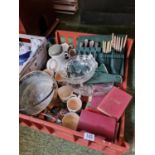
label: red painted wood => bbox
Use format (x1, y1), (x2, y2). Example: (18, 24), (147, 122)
(19, 18), (26, 34)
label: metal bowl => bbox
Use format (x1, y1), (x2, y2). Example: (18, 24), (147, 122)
(19, 71), (55, 115)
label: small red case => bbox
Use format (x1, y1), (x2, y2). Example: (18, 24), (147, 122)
(78, 110), (117, 140)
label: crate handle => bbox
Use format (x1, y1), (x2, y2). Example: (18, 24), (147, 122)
(102, 140), (129, 153)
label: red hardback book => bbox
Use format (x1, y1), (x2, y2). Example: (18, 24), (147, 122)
(91, 95), (105, 110)
(78, 110), (117, 140)
(97, 87), (132, 120)
(85, 95), (106, 113)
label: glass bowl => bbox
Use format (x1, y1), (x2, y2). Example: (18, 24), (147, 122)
(59, 54), (98, 84)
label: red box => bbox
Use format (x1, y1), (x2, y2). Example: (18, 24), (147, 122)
(78, 110), (117, 141)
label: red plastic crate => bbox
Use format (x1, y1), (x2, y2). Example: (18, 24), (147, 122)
(20, 30), (134, 155)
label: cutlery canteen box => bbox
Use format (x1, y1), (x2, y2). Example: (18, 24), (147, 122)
(20, 30), (133, 155)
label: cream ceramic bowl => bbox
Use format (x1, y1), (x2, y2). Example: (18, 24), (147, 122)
(67, 96), (82, 113)
(62, 112), (80, 130)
